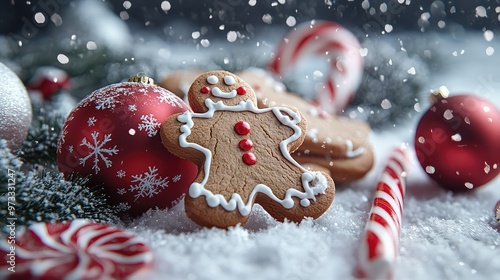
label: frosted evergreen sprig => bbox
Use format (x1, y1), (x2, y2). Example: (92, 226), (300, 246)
(18, 108), (65, 166)
(345, 38), (429, 129)
(1, 141), (118, 230)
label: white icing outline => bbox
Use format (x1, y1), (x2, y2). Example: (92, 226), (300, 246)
(177, 99), (329, 216)
(345, 139), (366, 158)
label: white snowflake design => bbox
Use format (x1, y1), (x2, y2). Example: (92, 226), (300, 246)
(57, 124), (69, 153)
(95, 95), (120, 110)
(117, 188), (127, 195)
(172, 174), (181, 183)
(68, 145), (74, 153)
(116, 170), (126, 178)
(157, 92), (184, 108)
(129, 166), (169, 201)
(115, 202), (131, 212)
(79, 131), (119, 174)
(87, 117), (97, 126)
(138, 114), (161, 137)
(128, 104), (137, 112)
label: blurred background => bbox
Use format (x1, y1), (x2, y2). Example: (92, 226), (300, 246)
(1, 0), (498, 37)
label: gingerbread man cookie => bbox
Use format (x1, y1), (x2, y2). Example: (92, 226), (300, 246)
(237, 68), (374, 183)
(161, 70), (335, 228)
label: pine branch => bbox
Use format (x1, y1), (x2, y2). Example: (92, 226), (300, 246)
(18, 108), (65, 166)
(1, 141), (118, 230)
(345, 38), (429, 129)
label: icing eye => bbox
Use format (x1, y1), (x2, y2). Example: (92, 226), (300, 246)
(223, 75), (236, 85)
(200, 86), (210, 94)
(207, 75), (219, 85)
(236, 86), (247, 95)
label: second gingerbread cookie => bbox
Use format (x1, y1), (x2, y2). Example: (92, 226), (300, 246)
(161, 70), (335, 228)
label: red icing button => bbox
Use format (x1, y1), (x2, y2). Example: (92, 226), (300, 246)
(236, 86), (247, 95)
(234, 121), (250, 135)
(239, 139), (253, 151)
(242, 152), (257, 165)
(200, 86), (210, 94)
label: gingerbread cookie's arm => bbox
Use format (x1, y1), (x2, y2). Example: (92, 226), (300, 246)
(161, 112), (207, 167)
(273, 105), (307, 155)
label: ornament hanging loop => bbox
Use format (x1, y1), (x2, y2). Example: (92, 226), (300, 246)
(128, 73), (155, 85)
(429, 86), (449, 104)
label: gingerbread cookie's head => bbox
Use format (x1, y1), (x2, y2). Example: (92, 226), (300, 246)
(188, 70), (258, 113)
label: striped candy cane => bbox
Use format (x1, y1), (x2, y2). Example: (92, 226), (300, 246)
(0, 219), (153, 280)
(269, 20), (363, 114)
(357, 147), (409, 280)
(495, 199), (500, 222)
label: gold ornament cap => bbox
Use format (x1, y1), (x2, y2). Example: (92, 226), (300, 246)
(128, 73), (155, 85)
(429, 86), (449, 104)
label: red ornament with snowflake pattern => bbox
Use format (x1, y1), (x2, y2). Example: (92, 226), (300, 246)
(57, 76), (197, 216)
(414, 88), (500, 192)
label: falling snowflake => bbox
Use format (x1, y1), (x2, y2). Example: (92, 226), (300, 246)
(95, 95), (120, 110)
(79, 131), (119, 174)
(128, 104), (137, 112)
(115, 202), (131, 212)
(138, 114), (161, 137)
(172, 174), (181, 183)
(117, 188), (127, 195)
(157, 92), (183, 107)
(129, 166), (169, 201)
(68, 145), (74, 153)
(87, 117), (97, 126)
(116, 170), (126, 178)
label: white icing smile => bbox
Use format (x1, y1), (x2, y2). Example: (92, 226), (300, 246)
(211, 87), (237, 98)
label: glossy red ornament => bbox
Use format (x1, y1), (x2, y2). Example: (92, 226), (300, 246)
(57, 76), (198, 216)
(27, 66), (70, 100)
(414, 91), (500, 191)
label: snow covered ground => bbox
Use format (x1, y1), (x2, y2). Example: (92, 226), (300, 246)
(124, 33), (500, 280)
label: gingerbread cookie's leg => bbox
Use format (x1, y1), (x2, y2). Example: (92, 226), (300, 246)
(255, 171), (335, 223)
(185, 195), (252, 228)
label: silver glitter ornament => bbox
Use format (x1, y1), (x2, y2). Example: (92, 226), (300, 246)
(0, 62), (33, 149)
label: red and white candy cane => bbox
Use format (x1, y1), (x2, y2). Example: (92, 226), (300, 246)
(0, 219), (153, 280)
(269, 20), (363, 114)
(356, 147), (409, 280)
(495, 199), (500, 222)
